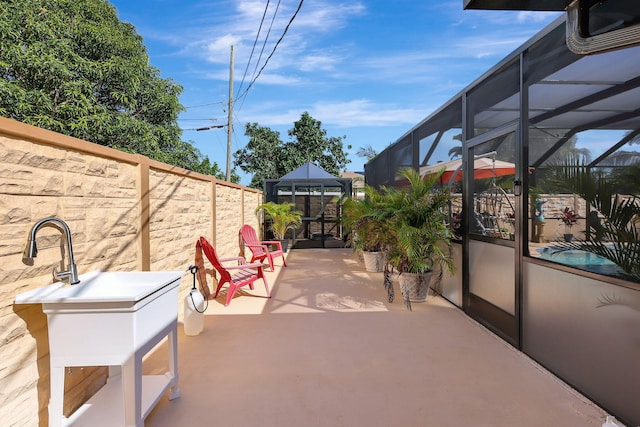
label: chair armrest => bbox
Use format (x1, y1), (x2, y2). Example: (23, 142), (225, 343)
(225, 262), (263, 271)
(259, 240), (283, 250)
(245, 243), (270, 251)
(220, 256), (247, 265)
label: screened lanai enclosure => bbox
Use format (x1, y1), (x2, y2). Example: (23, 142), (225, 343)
(365, 10), (640, 427)
(264, 162), (352, 248)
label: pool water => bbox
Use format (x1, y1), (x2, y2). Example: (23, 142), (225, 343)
(536, 247), (624, 276)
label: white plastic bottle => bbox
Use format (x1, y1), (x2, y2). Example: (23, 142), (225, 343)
(602, 416), (626, 427)
(184, 288), (205, 336)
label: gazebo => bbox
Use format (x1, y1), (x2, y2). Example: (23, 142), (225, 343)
(264, 162), (352, 248)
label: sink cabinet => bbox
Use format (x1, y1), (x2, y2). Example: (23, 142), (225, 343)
(15, 270), (184, 427)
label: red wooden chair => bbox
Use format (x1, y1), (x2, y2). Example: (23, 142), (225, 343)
(239, 224), (286, 271)
(196, 236), (270, 306)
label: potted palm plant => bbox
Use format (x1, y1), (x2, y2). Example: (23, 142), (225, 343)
(384, 168), (455, 308)
(255, 201), (303, 252)
(340, 186), (393, 272)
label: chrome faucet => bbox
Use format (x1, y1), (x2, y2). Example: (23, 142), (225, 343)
(23, 217), (80, 285)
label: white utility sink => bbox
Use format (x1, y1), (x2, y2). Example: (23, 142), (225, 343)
(15, 269), (184, 427)
(15, 270), (182, 305)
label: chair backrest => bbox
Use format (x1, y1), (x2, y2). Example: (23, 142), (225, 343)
(194, 239), (212, 299)
(199, 236), (231, 283)
(240, 224), (267, 255)
(240, 224), (259, 244)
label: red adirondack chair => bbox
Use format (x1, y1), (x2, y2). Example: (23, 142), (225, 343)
(239, 224), (286, 271)
(196, 236), (270, 306)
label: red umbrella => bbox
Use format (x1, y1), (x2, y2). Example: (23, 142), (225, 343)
(419, 158), (515, 183)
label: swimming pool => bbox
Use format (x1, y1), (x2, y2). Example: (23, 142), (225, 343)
(535, 247), (624, 276)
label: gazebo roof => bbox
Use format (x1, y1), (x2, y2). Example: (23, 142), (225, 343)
(263, 162), (353, 202)
(278, 162), (339, 181)
(273, 162), (348, 187)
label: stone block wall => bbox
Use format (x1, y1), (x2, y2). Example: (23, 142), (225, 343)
(534, 193), (586, 240)
(148, 169), (212, 273)
(0, 117), (263, 426)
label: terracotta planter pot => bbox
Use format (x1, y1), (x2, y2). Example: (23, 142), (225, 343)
(398, 271), (433, 302)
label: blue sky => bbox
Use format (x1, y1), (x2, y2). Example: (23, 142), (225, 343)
(109, 0), (561, 185)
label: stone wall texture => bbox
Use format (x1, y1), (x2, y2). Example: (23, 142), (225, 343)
(0, 117), (263, 426)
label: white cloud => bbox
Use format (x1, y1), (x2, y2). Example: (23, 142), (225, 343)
(174, 0), (366, 82)
(292, 1), (366, 32)
(453, 34), (527, 59)
(237, 0), (269, 17)
(203, 34), (243, 63)
(516, 10), (561, 24)
(298, 52), (341, 72)
(246, 71), (303, 86)
(311, 100), (427, 127)
(245, 99), (429, 128)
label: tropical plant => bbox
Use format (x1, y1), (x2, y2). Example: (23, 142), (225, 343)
(255, 202), (303, 241)
(560, 207), (579, 231)
(340, 186), (394, 253)
(383, 168), (455, 276)
(341, 168), (456, 307)
(356, 144), (378, 160)
(550, 164), (640, 282)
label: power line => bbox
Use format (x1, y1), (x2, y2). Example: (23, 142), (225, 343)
(236, 0), (282, 114)
(234, 0), (305, 109)
(179, 118), (225, 121)
(181, 125), (226, 131)
(183, 101), (226, 109)
(236, 0), (271, 99)
(244, 0), (282, 99)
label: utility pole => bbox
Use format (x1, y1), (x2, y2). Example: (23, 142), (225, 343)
(226, 45), (234, 181)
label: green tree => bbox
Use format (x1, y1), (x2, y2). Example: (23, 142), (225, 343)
(234, 112), (351, 189)
(234, 123), (284, 188)
(285, 112), (351, 175)
(0, 0), (231, 179)
(356, 144), (377, 160)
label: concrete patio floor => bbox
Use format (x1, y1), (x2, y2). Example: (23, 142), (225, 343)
(143, 247), (608, 427)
